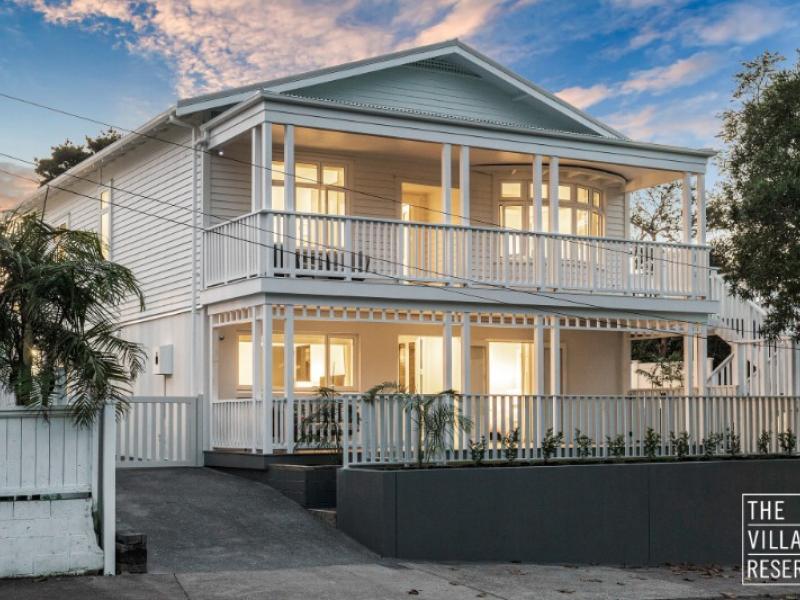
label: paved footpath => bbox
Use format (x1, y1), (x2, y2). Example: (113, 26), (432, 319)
(1, 468), (797, 599)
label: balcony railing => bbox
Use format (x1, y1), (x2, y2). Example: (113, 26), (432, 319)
(204, 210), (710, 298)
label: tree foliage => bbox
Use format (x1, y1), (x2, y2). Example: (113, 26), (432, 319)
(0, 212), (145, 424)
(713, 51), (800, 339)
(34, 128), (121, 185)
(630, 182), (685, 242)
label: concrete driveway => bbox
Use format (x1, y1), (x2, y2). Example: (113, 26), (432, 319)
(115, 467), (372, 573)
(2, 467), (798, 599)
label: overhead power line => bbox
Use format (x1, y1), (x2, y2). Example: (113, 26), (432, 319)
(0, 164), (788, 352)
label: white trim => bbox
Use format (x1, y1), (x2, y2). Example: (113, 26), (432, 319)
(180, 40), (622, 139)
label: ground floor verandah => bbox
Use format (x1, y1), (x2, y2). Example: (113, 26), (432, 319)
(205, 302), (774, 458)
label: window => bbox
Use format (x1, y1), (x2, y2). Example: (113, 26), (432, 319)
(270, 333), (356, 391)
(488, 342), (533, 395)
(271, 160), (346, 215)
(500, 179), (604, 237)
(237, 334), (253, 387)
(501, 181), (522, 198)
(99, 189), (111, 258)
(397, 336), (462, 394)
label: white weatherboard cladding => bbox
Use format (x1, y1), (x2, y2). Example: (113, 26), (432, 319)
(288, 64), (600, 137)
(43, 126), (195, 321)
(209, 153), (250, 224)
(122, 313), (195, 396)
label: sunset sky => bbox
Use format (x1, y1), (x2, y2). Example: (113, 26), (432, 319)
(1, 0), (797, 207)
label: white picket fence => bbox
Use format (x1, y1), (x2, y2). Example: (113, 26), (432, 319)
(0, 407), (95, 496)
(0, 405), (117, 574)
(116, 396), (200, 468)
(341, 394), (800, 465)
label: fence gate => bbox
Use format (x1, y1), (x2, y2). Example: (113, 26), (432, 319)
(116, 396), (200, 468)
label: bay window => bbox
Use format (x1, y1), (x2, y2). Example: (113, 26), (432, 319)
(499, 180), (604, 237)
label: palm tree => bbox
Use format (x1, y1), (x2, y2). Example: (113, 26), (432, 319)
(0, 212), (145, 425)
(362, 383), (471, 467)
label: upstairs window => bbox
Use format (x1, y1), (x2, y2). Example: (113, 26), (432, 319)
(271, 160), (346, 215)
(499, 180), (604, 237)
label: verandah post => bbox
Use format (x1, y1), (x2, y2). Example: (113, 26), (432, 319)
(534, 314), (545, 448)
(548, 156), (560, 288)
(251, 308), (260, 453)
(101, 401), (116, 576)
(262, 303), (273, 454)
(460, 145), (471, 283)
(532, 153), (544, 286)
(284, 304), (295, 452)
(549, 316), (561, 434)
(261, 121), (273, 277)
(684, 323), (695, 429)
(284, 124), (296, 277)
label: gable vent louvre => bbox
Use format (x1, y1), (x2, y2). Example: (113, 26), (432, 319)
(406, 58), (480, 78)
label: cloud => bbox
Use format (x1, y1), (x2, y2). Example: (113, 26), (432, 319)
(622, 1), (792, 51)
(413, 0), (507, 46)
(0, 162), (38, 211)
(695, 2), (788, 45)
(603, 94), (721, 146)
(15, 0), (531, 97)
(556, 53), (719, 112)
(621, 52), (719, 95)
(556, 84), (613, 109)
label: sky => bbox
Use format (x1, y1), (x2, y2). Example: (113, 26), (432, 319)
(0, 0), (798, 208)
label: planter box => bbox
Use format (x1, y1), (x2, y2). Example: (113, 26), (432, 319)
(338, 459), (800, 565)
(266, 464), (339, 508)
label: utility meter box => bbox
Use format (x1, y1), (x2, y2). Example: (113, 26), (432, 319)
(153, 344), (174, 376)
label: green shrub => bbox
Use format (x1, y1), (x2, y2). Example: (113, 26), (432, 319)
(701, 432), (724, 457)
(725, 426), (741, 457)
(778, 429), (797, 455)
(541, 428), (564, 463)
(606, 434), (626, 458)
(469, 436), (487, 465)
(502, 428), (519, 463)
(758, 430), (772, 455)
(670, 431), (690, 459)
(643, 427), (661, 460)
(575, 429), (593, 458)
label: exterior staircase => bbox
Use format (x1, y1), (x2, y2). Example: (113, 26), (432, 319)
(708, 271), (797, 396)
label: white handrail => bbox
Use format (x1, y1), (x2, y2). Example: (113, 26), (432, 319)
(205, 210), (710, 298)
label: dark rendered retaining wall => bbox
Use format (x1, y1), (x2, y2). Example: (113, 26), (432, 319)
(338, 460), (800, 565)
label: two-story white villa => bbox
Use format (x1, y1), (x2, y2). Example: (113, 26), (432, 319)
(18, 40), (799, 464)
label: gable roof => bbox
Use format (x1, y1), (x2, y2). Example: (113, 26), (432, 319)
(176, 39), (625, 139)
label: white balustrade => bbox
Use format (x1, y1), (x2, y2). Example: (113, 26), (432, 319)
(211, 395), (353, 452)
(116, 396), (199, 468)
(203, 211), (709, 298)
(341, 393), (800, 465)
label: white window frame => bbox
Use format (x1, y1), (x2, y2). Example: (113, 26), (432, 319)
(497, 178), (605, 237)
(268, 331), (361, 394)
(270, 157), (349, 216)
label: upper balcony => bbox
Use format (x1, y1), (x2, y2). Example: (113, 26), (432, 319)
(204, 210), (709, 298)
(200, 121), (711, 303)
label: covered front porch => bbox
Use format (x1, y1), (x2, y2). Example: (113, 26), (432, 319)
(206, 302), (732, 456)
